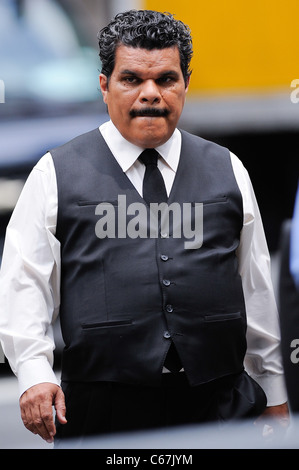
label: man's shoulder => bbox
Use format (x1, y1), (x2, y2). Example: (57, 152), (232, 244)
(179, 128), (230, 156)
(50, 128), (102, 156)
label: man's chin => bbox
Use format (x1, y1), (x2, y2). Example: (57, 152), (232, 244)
(131, 126), (173, 147)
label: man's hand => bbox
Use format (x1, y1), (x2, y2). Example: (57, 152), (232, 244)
(255, 402), (290, 438)
(19, 383), (67, 443)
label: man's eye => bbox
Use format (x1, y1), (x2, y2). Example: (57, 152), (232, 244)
(124, 77), (138, 84)
(158, 76), (174, 85)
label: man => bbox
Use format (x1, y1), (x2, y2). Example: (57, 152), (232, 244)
(0, 10), (288, 445)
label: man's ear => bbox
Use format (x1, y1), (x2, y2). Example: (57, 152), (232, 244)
(99, 74), (109, 104)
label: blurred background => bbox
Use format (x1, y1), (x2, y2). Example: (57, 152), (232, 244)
(0, 0), (299, 448)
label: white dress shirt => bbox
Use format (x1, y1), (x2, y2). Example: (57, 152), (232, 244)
(0, 120), (287, 405)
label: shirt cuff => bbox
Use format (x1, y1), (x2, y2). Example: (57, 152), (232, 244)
(252, 373), (288, 407)
(17, 358), (60, 397)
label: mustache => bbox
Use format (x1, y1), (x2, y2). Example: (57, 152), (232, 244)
(129, 108), (170, 118)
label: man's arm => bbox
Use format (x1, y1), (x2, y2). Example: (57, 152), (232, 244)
(231, 152), (289, 423)
(0, 154), (63, 441)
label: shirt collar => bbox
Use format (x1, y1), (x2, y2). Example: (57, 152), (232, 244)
(100, 120), (181, 173)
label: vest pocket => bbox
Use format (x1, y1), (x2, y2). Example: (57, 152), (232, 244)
(204, 312), (241, 322)
(81, 319), (133, 330)
(201, 196), (227, 205)
(77, 200), (119, 206)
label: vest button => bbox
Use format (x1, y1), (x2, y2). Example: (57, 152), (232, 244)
(160, 232), (168, 238)
(160, 254), (169, 261)
(163, 331), (171, 339)
(166, 304), (174, 313)
(163, 279), (171, 286)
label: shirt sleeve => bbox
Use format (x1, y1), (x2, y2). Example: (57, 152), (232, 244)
(231, 152), (288, 406)
(0, 153), (61, 397)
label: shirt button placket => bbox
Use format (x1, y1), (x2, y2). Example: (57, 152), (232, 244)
(160, 256), (174, 315)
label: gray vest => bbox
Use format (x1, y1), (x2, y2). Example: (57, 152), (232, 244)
(51, 128), (247, 386)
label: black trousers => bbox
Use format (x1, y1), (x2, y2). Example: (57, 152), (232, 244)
(54, 370), (266, 445)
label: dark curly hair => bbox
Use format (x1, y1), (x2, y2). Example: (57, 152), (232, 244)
(97, 10), (193, 86)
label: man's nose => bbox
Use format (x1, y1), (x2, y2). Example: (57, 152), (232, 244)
(139, 80), (161, 104)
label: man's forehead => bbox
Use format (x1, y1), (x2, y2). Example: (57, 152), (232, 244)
(114, 44), (181, 72)
(115, 44), (180, 61)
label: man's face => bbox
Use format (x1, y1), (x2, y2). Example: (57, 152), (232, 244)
(99, 45), (190, 148)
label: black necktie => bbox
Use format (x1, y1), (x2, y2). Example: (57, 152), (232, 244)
(138, 148), (182, 373)
(138, 148), (168, 205)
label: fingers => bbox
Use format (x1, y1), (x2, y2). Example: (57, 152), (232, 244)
(54, 387), (68, 425)
(19, 383), (66, 443)
(21, 403), (54, 443)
